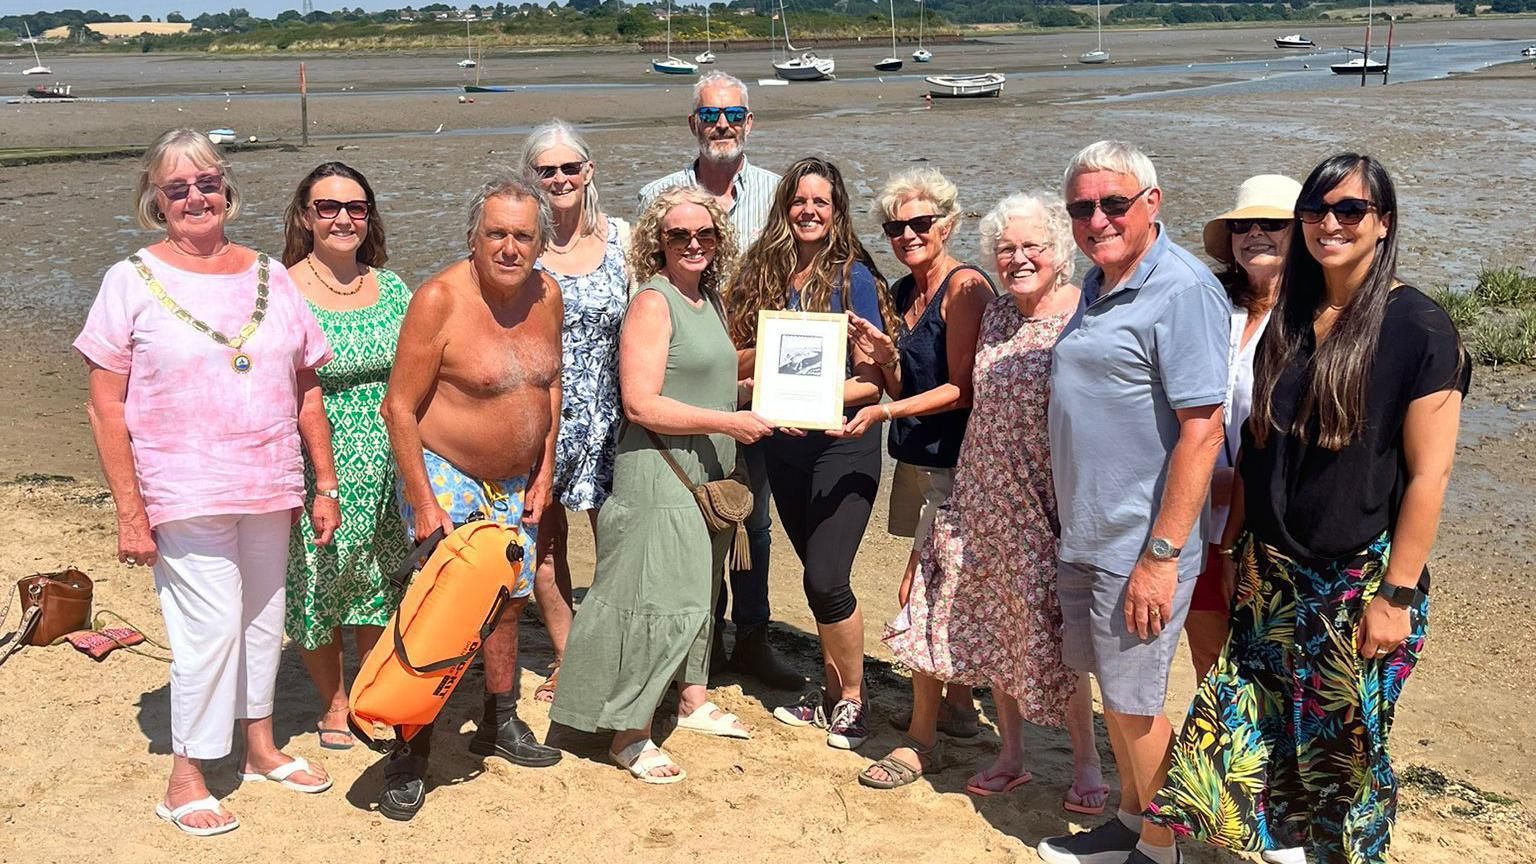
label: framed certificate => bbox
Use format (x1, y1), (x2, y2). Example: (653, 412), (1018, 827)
(750, 310), (848, 430)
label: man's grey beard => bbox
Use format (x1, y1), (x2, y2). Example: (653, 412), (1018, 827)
(698, 135), (745, 164)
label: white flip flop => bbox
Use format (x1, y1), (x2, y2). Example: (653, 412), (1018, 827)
(237, 756), (333, 794)
(610, 738), (687, 785)
(154, 796), (239, 837)
(675, 700), (751, 740)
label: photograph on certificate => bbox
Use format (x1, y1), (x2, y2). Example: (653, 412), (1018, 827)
(751, 310), (847, 430)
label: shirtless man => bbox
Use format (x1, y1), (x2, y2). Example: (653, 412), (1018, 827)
(378, 176), (563, 821)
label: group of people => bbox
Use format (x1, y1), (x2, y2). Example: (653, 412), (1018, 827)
(77, 69), (1468, 864)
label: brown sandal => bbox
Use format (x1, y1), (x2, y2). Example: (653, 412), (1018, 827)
(534, 664), (560, 702)
(857, 734), (943, 789)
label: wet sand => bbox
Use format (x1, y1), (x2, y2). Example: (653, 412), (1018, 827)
(2, 18), (1535, 864)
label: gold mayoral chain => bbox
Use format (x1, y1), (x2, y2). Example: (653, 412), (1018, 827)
(129, 253), (270, 373)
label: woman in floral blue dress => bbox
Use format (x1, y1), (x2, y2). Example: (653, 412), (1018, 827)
(281, 162), (411, 750)
(521, 120), (631, 700)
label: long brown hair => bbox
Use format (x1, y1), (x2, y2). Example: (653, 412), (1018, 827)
(1250, 154), (1396, 451)
(281, 162), (388, 268)
(728, 157), (897, 348)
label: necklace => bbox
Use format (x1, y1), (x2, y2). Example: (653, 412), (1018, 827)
(129, 253), (269, 374)
(306, 255), (365, 295)
(546, 229), (583, 255)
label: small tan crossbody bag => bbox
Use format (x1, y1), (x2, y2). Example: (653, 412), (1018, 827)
(644, 429), (753, 571)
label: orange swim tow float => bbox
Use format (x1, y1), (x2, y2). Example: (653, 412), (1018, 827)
(348, 520), (526, 750)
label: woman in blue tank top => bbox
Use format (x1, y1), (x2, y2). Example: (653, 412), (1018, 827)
(839, 167), (995, 764)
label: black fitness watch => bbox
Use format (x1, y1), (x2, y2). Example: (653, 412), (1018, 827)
(1378, 583), (1423, 609)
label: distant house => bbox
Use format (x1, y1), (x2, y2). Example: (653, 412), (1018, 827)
(41, 22), (193, 39)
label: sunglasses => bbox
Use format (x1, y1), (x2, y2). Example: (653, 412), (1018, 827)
(1297, 198), (1377, 226)
(1065, 186), (1152, 221)
(311, 198), (370, 220)
(157, 173), (224, 201)
(533, 161), (586, 180)
(881, 214), (942, 239)
(695, 106), (749, 126)
(664, 227), (719, 249)
(1227, 218), (1290, 234)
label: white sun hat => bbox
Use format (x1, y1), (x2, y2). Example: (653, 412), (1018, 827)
(1202, 174), (1303, 264)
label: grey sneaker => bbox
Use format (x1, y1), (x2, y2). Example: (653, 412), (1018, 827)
(1036, 818), (1141, 864)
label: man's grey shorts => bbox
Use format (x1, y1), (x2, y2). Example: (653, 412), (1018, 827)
(1057, 558), (1197, 717)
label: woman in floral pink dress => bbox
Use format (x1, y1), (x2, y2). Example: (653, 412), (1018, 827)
(859, 192), (1108, 813)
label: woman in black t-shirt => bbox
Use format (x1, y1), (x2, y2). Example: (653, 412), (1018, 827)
(1148, 154), (1469, 864)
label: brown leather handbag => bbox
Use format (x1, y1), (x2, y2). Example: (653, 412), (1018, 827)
(17, 568), (95, 646)
(645, 429), (754, 571)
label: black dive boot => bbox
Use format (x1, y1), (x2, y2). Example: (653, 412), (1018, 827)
(468, 692), (562, 767)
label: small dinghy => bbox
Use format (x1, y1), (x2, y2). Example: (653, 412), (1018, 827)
(925, 73), (1005, 98)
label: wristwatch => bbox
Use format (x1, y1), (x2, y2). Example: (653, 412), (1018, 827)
(317, 487), (340, 500)
(1377, 583), (1423, 609)
(1146, 537), (1182, 561)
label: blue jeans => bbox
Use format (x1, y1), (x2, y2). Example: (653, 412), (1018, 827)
(715, 440), (771, 632)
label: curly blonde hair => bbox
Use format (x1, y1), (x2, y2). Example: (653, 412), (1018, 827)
(729, 157), (897, 348)
(627, 185), (739, 315)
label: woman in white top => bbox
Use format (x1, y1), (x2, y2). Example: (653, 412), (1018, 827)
(1186, 174), (1303, 680)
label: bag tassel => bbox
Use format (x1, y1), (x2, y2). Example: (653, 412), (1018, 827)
(729, 521), (752, 572)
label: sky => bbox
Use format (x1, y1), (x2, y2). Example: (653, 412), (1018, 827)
(7, 0), (716, 20)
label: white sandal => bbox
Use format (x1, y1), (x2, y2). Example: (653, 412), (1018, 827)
(610, 738), (687, 785)
(154, 796), (240, 837)
(237, 756), (333, 794)
(676, 700), (751, 740)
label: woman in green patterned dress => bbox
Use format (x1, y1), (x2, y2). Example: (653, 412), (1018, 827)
(281, 162), (412, 750)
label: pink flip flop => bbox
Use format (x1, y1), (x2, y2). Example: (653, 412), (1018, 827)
(1063, 781), (1111, 815)
(965, 767), (1032, 797)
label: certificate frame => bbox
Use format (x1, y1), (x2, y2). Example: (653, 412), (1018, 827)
(750, 309), (848, 430)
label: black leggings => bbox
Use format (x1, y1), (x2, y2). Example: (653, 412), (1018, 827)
(762, 428), (881, 625)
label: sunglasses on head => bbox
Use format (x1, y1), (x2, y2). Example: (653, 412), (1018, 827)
(1227, 218), (1290, 234)
(695, 106), (748, 126)
(881, 213), (942, 239)
(1065, 186), (1151, 221)
(664, 227), (719, 249)
(157, 173), (224, 201)
(534, 161), (586, 180)
(311, 198), (370, 220)
(1297, 197), (1377, 226)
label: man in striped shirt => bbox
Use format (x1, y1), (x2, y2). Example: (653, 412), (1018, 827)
(638, 71), (797, 691)
(638, 71), (781, 248)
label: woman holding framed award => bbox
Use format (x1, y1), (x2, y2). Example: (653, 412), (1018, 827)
(731, 157), (899, 751)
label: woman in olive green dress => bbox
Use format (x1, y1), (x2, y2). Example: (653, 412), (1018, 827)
(281, 162), (412, 751)
(550, 186), (775, 783)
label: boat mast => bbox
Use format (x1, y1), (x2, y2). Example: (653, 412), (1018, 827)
(706, 5), (712, 51)
(917, 0), (924, 51)
(26, 22), (45, 67)
(666, 0), (672, 57)
(889, 0), (897, 56)
(1096, 0), (1103, 52)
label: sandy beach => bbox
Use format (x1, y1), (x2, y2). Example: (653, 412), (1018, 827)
(1, 20), (1535, 864)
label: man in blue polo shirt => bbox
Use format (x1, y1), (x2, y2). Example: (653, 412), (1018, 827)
(1038, 141), (1230, 864)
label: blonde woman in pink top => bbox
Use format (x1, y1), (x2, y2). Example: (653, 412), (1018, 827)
(74, 128), (340, 838)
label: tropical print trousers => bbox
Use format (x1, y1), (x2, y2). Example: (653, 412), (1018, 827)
(1147, 531), (1429, 864)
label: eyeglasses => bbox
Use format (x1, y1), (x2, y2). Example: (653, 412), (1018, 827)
(1296, 198), (1377, 226)
(881, 214), (942, 239)
(995, 242), (1048, 259)
(533, 161), (586, 180)
(311, 199), (370, 220)
(695, 106), (749, 126)
(1227, 218), (1290, 234)
(1065, 186), (1151, 221)
(663, 227), (719, 249)
(156, 173), (224, 201)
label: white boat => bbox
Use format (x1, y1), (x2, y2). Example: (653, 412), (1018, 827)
(1329, 56), (1387, 74)
(926, 72), (1005, 98)
(207, 128), (237, 144)
(21, 23), (51, 76)
(1274, 33), (1315, 48)
(652, 0), (698, 74)
(875, 0), (902, 71)
(1521, 45), (1536, 57)
(772, 0), (834, 81)
(912, 0), (932, 62)
(695, 6), (716, 64)
(1079, 0), (1109, 64)
(457, 19), (476, 68)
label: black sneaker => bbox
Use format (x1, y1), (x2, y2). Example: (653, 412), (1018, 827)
(468, 714), (562, 767)
(1036, 818), (1141, 864)
(377, 749), (427, 822)
(773, 689), (833, 729)
(826, 699), (868, 750)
